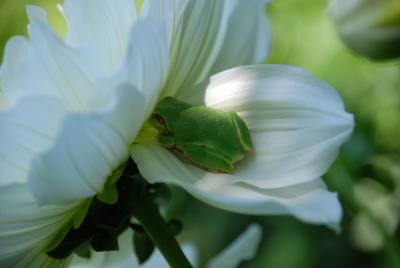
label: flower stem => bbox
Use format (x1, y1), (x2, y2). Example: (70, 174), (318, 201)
(131, 189), (192, 268)
(118, 171), (193, 268)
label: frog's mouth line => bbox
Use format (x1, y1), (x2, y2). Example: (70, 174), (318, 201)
(151, 114), (166, 130)
(150, 113), (177, 136)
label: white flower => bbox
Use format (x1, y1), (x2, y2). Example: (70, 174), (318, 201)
(70, 224), (262, 268)
(329, 0), (400, 60)
(352, 178), (400, 251)
(0, 0), (270, 266)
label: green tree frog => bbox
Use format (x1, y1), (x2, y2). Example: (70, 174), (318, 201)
(149, 97), (253, 173)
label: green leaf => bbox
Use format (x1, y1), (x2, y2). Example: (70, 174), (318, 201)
(46, 224), (76, 256)
(133, 231), (155, 264)
(73, 198), (92, 229)
(91, 230), (119, 252)
(96, 163), (126, 204)
(47, 230), (91, 259)
(107, 164), (126, 187)
(75, 242), (91, 259)
(96, 184), (118, 205)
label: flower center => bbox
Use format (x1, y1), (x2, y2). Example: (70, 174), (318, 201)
(134, 122), (159, 145)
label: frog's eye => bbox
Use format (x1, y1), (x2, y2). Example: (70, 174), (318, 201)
(149, 114), (167, 133)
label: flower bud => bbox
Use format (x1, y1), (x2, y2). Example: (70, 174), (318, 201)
(329, 0), (400, 60)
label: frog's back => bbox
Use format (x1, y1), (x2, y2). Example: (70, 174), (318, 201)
(173, 106), (245, 161)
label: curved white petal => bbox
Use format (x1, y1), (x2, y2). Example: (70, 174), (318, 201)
(1, 6), (101, 110)
(206, 0), (271, 74)
(0, 36), (30, 101)
(141, 0), (271, 97)
(0, 95), (67, 187)
(98, 19), (169, 119)
(63, 0), (138, 72)
(0, 183), (78, 267)
(0, 6), (108, 111)
(131, 142), (342, 227)
(181, 65), (354, 188)
(29, 84), (145, 205)
(329, 0), (400, 60)
(206, 224), (262, 268)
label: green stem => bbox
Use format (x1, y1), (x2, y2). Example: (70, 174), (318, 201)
(126, 176), (193, 268)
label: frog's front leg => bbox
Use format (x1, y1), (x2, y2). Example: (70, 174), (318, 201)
(180, 144), (234, 173)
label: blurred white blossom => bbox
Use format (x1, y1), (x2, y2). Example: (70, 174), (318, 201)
(352, 156), (400, 251)
(329, 0), (400, 60)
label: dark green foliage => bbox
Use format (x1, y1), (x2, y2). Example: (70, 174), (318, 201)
(47, 160), (185, 262)
(74, 242), (91, 259)
(133, 231), (156, 264)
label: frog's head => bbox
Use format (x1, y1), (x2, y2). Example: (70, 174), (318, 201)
(149, 97), (192, 133)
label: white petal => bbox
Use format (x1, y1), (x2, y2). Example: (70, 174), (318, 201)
(63, 0), (138, 71)
(97, 19), (169, 119)
(142, 0), (271, 97)
(131, 142), (343, 227)
(141, 244), (197, 268)
(14, 6), (100, 110)
(0, 95), (67, 187)
(0, 183), (78, 267)
(206, 224), (262, 268)
(0, 36), (30, 101)
(206, 0), (271, 74)
(29, 84), (145, 205)
(181, 65), (354, 188)
(0, 6), (104, 110)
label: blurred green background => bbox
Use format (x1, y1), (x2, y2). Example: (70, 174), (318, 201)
(1, 0), (399, 267)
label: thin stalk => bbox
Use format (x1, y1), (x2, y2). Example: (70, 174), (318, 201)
(118, 172), (193, 268)
(130, 185), (193, 268)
